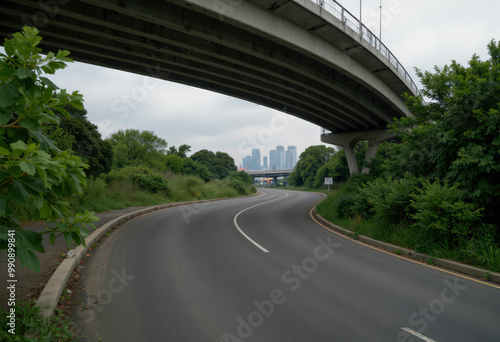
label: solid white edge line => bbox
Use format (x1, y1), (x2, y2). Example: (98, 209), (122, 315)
(401, 328), (438, 342)
(233, 192), (290, 253)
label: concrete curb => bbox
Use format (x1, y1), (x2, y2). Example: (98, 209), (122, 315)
(311, 208), (500, 285)
(35, 191), (260, 318)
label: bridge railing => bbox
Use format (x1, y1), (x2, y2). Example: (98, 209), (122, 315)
(314, 0), (419, 96)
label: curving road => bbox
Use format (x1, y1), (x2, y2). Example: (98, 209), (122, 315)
(73, 189), (500, 342)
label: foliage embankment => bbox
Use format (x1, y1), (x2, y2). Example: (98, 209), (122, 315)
(317, 176), (500, 273)
(14, 167), (256, 221)
(313, 40), (500, 273)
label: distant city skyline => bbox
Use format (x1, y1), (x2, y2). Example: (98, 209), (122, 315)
(241, 146), (297, 171)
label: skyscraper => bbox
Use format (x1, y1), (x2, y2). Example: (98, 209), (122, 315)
(269, 150), (278, 170)
(276, 145), (285, 170)
(287, 145), (297, 169)
(251, 149), (261, 171)
(242, 156), (252, 170)
(263, 156), (268, 170)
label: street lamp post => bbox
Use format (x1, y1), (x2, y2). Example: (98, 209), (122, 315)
(359, 0), (363, 36)
(379, 0), (382, 40)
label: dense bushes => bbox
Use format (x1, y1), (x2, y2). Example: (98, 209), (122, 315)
(134, 173), (170, 194)
(323, 174), (499, 270)
(354, 175), (422, 224)
(228, 170), (253, 184)
(226, 179), (247, 195)
(104, 165), (171, 194)
(181, 158), (212, 182)
(411, 180), (488, 245)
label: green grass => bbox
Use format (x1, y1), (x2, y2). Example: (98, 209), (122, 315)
(0, 301), (79, 341)
(13, 174), (257, 222)
(316, 190), (500, 273)
(168, 176), (254, 202)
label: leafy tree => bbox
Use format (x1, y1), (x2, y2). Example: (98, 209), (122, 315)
(167, 144), (191, 158)
(314, 149), (349, 188)
(44, 105), (113, 177)
(181, 158), (212, 182)
(191, 149), (236, 179)
(389, 40), (500, 224)
(165, 154), (184, 174)
(0, 27), (97, 271)
(289, 145), (335, 188)
(216, 151), (237, 173)
(108, 129), (168, 171)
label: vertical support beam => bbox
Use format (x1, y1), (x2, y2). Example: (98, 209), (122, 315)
(361, 140), (381, 174)
(344, 143), (359, 175)
(321, 129), (397, 176)
(273, 176), (278, 187)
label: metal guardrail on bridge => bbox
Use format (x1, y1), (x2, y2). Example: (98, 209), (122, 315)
(313, 0), (419, 95)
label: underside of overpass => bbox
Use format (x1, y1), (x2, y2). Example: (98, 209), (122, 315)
(0, 0), (418, 174)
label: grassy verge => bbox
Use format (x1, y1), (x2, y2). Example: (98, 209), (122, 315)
(12, 174), (257, 221)
(316, 189), (500, 273)
(0, 301), (79, 342)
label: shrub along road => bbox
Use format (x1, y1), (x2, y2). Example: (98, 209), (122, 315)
(72, 189), (500, 342)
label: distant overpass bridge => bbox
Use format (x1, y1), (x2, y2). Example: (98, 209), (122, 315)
(246, 169), (294, 186)
(1, 0), (418, 174)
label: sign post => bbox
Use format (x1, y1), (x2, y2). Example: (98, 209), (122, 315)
(324, 177), (333, 194)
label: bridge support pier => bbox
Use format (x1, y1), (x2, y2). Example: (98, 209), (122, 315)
(273, 176), (278, 187)
(321, 129), (397, 175)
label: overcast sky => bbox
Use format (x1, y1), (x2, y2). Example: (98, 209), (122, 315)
(10, 0), (500, 167)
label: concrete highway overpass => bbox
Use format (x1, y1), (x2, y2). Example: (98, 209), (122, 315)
(246, 169), (294, 186)
(0, 0), (418, 174)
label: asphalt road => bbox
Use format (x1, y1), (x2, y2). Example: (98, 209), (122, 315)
(73, 189), (500, 342)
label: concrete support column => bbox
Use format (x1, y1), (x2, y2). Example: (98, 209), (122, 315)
(321, 129), (397, 175)
(361, 140), (381, 174)
(273, 176), (278, 187)
(344, 142), (359, 175)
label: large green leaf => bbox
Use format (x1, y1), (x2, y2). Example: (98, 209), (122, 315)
(0, 82), (19, 108)
(39, 76), (59, 89)
(0, 64), (16, 81)
(15, 229), (45, 272)
(0, 146), (12, 156)
(0, 110), (12, 125)
(3, 39), (15, 57)
(63, 231), (72, 247)
(29, 127), (59, 151)
(21, 175), (46, 194)
(10, 140), (27, 151)
(17, 229), (45, 253)
(9, 180), (30, 205)
(15, 68), (34, 80)
(16, 243), (41, 273)
(18, 161), (36, 176)
(20, 118), (40, 130)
